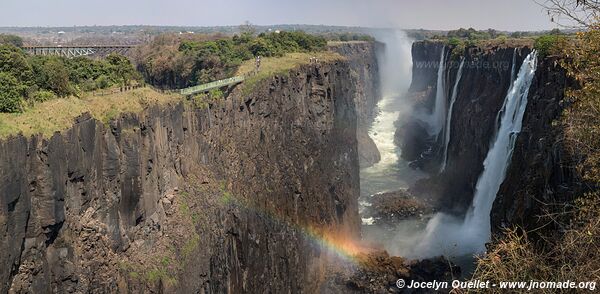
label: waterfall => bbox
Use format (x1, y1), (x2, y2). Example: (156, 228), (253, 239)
(427, 47), (447, 136)
(404, 50), (538, 259)
(463, 50), (538, 241)
(439, 58), (465, 172)
(495, 49), (518, 132)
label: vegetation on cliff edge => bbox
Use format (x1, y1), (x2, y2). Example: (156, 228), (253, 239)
(0, 42), (141, 113)
(134, 31), (327, 89)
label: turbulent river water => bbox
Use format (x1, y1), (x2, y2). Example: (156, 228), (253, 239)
(359, 31), (427, 248)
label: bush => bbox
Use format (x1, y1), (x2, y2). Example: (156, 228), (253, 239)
(472, 193), (600, 293)
(31, 90), (57, 103)
(447, 37), (462, 46)
(534, 34), (566, 57)
(95, 75), (112, 89)
(0, 72), (24, 112)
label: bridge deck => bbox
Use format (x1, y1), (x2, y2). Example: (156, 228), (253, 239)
(180, 76), (245, 95)
(23, 45), (136, 57)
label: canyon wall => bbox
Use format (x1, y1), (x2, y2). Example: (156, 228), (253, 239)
(399, 40), (570, 226)
(330, 41), (383, 168)
(0, 43), (379, 293)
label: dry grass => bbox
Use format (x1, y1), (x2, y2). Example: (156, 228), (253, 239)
(236, 51), (344, 94)
(0, 87), (181, 138)
(471, 192), (600, 293)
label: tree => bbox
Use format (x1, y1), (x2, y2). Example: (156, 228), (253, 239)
(0, 45), (34, 85)
(106, 53), (135, 86)
(0, 34), (23, 47)
(38, 58), (71, 97)
(0, 72), (24, 112)
(536, 0), (600, 28)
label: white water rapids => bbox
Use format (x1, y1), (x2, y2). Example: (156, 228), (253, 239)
(359, 31), (424, 224)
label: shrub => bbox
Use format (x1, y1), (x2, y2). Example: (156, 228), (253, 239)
(447, 37), (461, 47)
(31, 90), (56, 103)
(534, 34), (566, 57)
(95, 75), (112, 89)
(0, 72), (24, 112)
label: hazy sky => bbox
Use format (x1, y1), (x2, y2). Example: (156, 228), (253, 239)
(1, 0), (556, 31)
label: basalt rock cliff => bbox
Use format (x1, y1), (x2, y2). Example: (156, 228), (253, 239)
(330, 42), (383, 168)
(0, 43), (380, 294)
(397, 40), (572, 229)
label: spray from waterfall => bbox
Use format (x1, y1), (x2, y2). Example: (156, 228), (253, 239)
(360, 30), (417, 217)
(440, 58), (465, 172)
(399, 50), (538, 259)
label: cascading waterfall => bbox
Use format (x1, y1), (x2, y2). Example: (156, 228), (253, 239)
(495, 49), (518, 132)
(463, 50), (538, 242)
(426, 47), (447, 136)
(403, 50), (538, 259)
(439, 58), (465, 172)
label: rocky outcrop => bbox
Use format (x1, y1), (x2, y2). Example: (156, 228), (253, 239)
(0, 49), (373, 293)
(319, 251), (458, 294)
(361, 190), (434, 226)
(357, 128), (381, 168)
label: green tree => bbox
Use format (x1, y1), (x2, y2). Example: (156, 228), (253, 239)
(106, 53), (135, 86)
(0, 72), (24, 112)
(37, 58), (71, 97)
(0, 34), (23, 47)
(0, 45), (34, 85)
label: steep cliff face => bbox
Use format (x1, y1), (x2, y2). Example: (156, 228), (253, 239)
(0, 44), (379, 293)
(330, 41), (383, 168)
(400, 41), (532, 212)
(398, 41), (569, 226)
(329, 41), (382, 128)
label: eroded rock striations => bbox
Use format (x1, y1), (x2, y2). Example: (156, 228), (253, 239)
(330, 41), (383, 168)
(398, 40), (570, 231)
(0, 43), (380, 293)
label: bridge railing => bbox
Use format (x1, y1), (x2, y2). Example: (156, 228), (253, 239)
(180, 76), (245, 96)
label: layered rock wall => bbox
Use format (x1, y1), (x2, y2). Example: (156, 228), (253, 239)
(0, 43), (380, 293)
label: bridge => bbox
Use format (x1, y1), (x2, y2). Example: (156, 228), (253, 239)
(180, 76), (245, 96)
(22, 45), (135, 58)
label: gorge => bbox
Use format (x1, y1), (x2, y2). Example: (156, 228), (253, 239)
(0, 31), (574, 293)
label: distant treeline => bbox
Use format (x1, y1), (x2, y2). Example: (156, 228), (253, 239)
(134, 30), (327, 89)
(323, 32), (375, 42)
(0, 43), (139, 112)
(431, 27), (566, 41)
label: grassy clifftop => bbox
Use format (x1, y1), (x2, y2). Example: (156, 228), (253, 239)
(236, 51), (344, 94)
(0, 87), (180, 138)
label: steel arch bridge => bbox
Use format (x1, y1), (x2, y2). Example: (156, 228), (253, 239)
(22, 45), (135, 58)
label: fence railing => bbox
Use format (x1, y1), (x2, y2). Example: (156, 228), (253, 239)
(180, 76), (245, 96)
